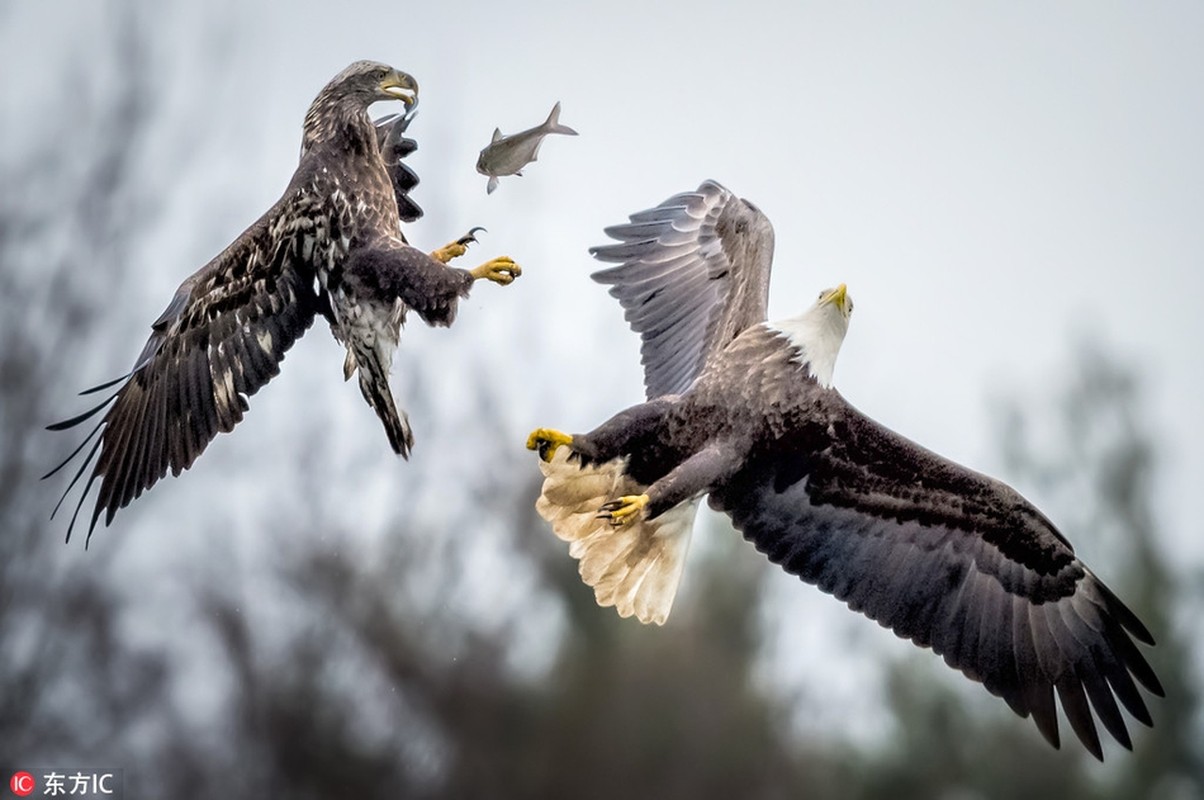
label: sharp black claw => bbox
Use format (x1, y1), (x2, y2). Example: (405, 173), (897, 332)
(595, 503), (625, 526)
(456, 226), (487, 246)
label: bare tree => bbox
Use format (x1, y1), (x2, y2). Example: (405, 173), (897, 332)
(0, 0), (176, 785)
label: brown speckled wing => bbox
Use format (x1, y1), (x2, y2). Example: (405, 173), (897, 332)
(46, 195), (320, 545)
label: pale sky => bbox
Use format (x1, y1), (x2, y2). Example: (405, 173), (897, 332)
(5, 0), (1202, 748)
(96, 0), (1204, 556)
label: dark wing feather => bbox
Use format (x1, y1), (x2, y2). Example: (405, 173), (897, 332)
(708, 391), (1162, 759)
(46, 196), (320, 544)
(342, 238), (473, 328)
(373, 112), (423, 224)
(590, 180), (774, 399)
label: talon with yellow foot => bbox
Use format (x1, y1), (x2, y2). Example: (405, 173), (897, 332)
(526, 427), (572, 462)
(431, 241), (468, 264)
(471, 256), (522, 286)
(431, 227), (486, 263)
(597, 494), (650, 527)
(455, 226), (486, 246)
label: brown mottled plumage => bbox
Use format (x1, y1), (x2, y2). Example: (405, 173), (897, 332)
(47, 60), (520, 545)
(528, 180), (1161, 760)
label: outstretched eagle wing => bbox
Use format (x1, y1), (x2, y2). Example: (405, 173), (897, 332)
(707, 392), (1164, 760)
(590, 180), (774, 399)
(46, 194), (320, 544)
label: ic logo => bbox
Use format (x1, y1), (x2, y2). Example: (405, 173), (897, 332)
(9, 771), (35, 797)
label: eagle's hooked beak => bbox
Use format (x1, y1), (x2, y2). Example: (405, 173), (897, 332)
(380, 70), (418, 109)
(818, 283), (847, 304)
(822, 283), (852, 315)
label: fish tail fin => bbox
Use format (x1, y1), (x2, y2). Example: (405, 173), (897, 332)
(535, 449), (695, 625)
(487, 175), (499, 194)
(544, 101), (578, 136)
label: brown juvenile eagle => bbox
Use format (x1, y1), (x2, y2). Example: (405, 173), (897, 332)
(526, 180), (1162, 760)
(47, 60), (520, 544)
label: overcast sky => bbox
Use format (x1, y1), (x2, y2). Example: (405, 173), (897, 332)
(48, 2), (1198, 542)
(5, 0), (1202, 740)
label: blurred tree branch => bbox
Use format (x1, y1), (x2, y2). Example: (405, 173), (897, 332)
(0, 0), (174, 779)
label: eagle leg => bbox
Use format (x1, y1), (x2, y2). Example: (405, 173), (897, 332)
(470, 256), (522, 286)
(430, 241), (468, 264)
(637, 441), (741, 519)
(526, 427), (573, 462)
(597, 494), (650, 527)
(430, 228), (485, 264)
(532, 398), (676, 467)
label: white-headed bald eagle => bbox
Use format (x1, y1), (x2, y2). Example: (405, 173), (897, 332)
(47, 60), (521, 545)
(527, 180), (1162, 760)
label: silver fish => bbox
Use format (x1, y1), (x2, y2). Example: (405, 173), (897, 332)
(476, 101), (578, 194)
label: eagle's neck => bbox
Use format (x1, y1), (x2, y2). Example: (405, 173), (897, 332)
(300, 99), (376, 157)
(767, 308), (848, 389)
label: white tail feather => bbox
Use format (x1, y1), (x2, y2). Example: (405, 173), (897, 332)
(536, 449), (696, 625)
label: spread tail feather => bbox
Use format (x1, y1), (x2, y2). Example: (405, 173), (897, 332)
(354, 348), (413, 458)
(536, 449), (695, 625)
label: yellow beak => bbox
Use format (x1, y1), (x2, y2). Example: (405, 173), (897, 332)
(822, 283), (849, 311)
(380, 70), (418, 108)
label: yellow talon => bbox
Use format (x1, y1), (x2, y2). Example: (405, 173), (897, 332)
(526, 427), (572, 462)
(431, 241), (468, 264)
(471, 256), (521, 285)
(597, 494), (650, 527)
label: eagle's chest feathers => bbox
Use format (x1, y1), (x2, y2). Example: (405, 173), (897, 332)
(309, 165), (392, 259)
(689, 325), (831, 444)
(290, 157), (394, 317)
(292, 143), (404, 352)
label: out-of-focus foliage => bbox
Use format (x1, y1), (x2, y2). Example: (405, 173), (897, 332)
(2, 4), (1200, 799)
(837, 346), (1204, 800)
(0, 1), (175, 777)
(994, 344), (1203, 795)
